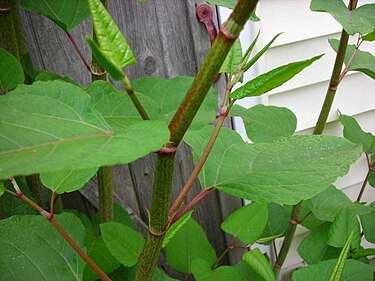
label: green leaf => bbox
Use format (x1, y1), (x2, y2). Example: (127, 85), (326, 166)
(20, 0), (90, 32)
(35, 70), (79, 85)
(243, 33), (282, 73)
(259, 203), (290, 244)
(185, 127), (362, 204)
(0, 48), (24, 91)
(163, 211), (193, 248)
(231, 55), (323, 99)
(166, 218), (216, 274)
(327, 208), (361, 249)
(192, 259), (245, 281)
(221, 202), (268, 244)
(298, 223), (333, 264)
(303, 185), (352, 222)
(235, 261), (264, 281)
(87, 0), (136, 68)
(329, 39), (375, 80)
(362, 31), (375, 41)
(40, 168), (98, 194)
(83, 233), (120, 281)
(100, 222), (144, 267)
(86, 36), (125, 81)
(0, 181), (4, 197)
(369, 170), (375, 187)
(339, 114), (375, 153)
(0, 80), (169, 179)
(132, 76), (217, 130)
(242, 249), (276, 281)
(86, 80), (159, 130)
(360, 211), (375, 243)
(292, 259), (374, 281)
(310, 0), (375, 35)
(329, 232), (353, 281)
(0, 213), (86, 280)
(220, 39), (243, 75)
(231, 104), (297, 143)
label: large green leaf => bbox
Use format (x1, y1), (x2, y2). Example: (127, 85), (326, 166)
(231, 104), (297, 143)
(242, 249), (276, 281)
(0, 213), (86, 280)
(259, 203), (290, 244)
(87, 0), (135, 68)
(330, 39), (375, 80)
(327, 208), (361, 249)
(303, 185), (352, 222)
(221, 202), (268, 244)
(298, 223), (333, 264)
(311, 0), (375, 36)
(360, 211), (375, 243)
(185, 126), (362, 204)
(166, 218), (216, 274)
(40, 168), (98, 194)
(20, 0), (90, 32)
(86, 80), (159, 130)
(0, 81), (169, 179)
(231, 55), (323, 99)
(292, 259), (374, 281)
(132, 76), (217, 130)
(192, 259), (245, 281)
(220, 39), (243, 75)
(83, 232), (120, 281)
(100, 222), (144, 267)
(339, 114), (375, 153)
(0, 48), (24, 91)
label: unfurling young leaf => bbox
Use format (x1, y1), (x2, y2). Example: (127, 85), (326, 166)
(20, 0), (90, 32)
(86, 0), (136, 80)
(231, 55), (323, 99)
(220, 39), (243, 75)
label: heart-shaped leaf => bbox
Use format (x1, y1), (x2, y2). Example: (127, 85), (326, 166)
(0, 48), (24, 91)
(20, 0), (90, 32)
(184, 127), (362, 204)
(0, 80), (169, 179)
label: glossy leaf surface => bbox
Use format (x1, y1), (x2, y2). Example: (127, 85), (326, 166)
(242, 249), (276, 281)
(0, 48), (24, 91)
(0, 213), (86, 280)
(185, 127), (362, 204)
(20, 0), (90, 32)
(0, 81), (169, 179)
(231, 105), (297, 143)
(231, 55), (323, 99)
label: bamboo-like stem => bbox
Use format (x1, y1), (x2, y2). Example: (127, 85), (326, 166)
(275, 1), (358, 275)
(135, 2), (258, 280)
(273, 200), (303, 275)
(169, 102), (234, 219)
(97, 166), (114, 222)
(7, 180), (111, 281)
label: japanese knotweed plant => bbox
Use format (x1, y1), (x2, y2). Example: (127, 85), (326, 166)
(0, 0), (374, 280)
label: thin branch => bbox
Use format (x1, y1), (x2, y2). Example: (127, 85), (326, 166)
(120, 77), (150, 120)
(356, 154), (372, 202)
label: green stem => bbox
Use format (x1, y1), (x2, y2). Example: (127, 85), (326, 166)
(168, 0), (259, 146)
(97, 166), (114, 222)
(273, 200), (303, 275)
(120, 77), (150, 120)
(135, 2), (258, 280)
(135, 152), (176, 281)
(356, 154), (371, 202)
